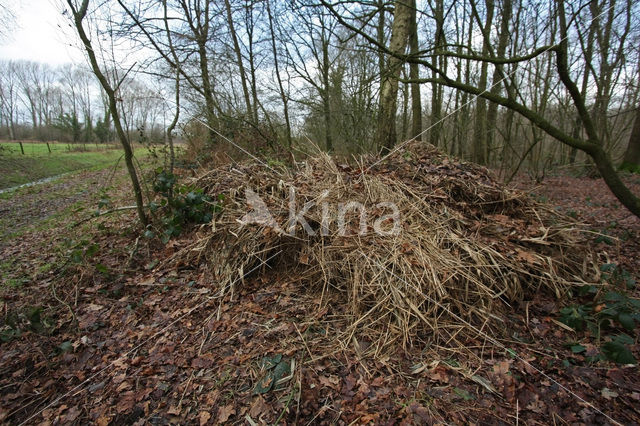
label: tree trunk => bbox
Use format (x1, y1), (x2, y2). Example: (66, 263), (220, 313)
(67, 0), (148, 227)
(486, 0), (512, 164)
(321, 25), (333, 152)
(457, 5), (474, 158)
(429, 0), (445, 147)
(376, 0), (386, 84)
(245, 4), (260, 125)
(377, 0), (411, 150)
(167, 69), (180, 175)
(568, 19), (595, 164)
(401, 77), (409, 140)
(224, 0), (253, 121)
(181, 0), (217, 144)
(408, 0), (422, 139)
(472, 0), (494, 164)
(266, 0), (293, 148)
(197, 40), (217, 144)
(621, 107), (640, 170)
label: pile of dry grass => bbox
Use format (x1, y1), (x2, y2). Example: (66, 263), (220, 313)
(168, 142), (596, 356)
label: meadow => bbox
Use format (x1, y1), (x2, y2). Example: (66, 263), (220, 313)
(0, 141), (144, 190)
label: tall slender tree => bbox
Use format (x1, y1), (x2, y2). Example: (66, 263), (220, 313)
(377, 0), (411, 150)
(66, 0), (148, 226)
(408, 0), (422, 140)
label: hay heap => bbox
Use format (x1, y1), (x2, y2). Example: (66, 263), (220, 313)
(172, 142), (595, 355)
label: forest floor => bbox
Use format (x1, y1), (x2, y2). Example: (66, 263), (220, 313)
(1, 159), (639, 425)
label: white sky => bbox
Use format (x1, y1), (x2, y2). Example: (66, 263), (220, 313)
(0, 0), (84, 65)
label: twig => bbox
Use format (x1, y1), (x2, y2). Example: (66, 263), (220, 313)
(72, 205), (141, 228)
(273, 383), (296, 425)
(177, 371), (194, 410)
(51, 281), (76, 327)
(293, 323), (313, 360)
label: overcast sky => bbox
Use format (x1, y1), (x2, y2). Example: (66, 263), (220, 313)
(0, 0), (84, 65)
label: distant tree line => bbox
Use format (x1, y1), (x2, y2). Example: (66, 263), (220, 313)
(0, 60), (167, 145)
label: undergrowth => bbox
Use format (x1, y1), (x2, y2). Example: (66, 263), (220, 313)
(146, 169), (222, 243)
(560, 263), (639, 364)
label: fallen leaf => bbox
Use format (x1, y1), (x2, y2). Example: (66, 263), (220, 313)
(360, 413), (379, 422)
(249, 396), (269, 418)
(167, 405), (181, 415)
(116, 381), (132, 392)
(493, 360), (511, 376)
(427, 365), (449, 383)
(406, 402), (432, 422)
(116, 392), (136, 414)
(601, 388), (618, 400)
(85, 303), (104, 312)
(516, 249), (538, 265)
(199, 411), (211, 425)
(62, 406), (81, 423)
(217, 405), (235, 423)
(96, 416), (111, 426)
(205, 389), (220, 406)
(470, 375), (498, 394)
(318, 375), (340, 389)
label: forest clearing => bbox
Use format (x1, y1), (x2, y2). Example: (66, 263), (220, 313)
(1, 0), (640, 424)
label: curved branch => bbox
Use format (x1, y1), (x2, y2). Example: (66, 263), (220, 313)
(407, 76), (640, 217)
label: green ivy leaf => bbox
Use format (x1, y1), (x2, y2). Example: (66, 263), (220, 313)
(604, 291), (624, 302)
(58, 341), (73, 353)
(617, 313), (636, 331)
(600, 263), (617, 273)
(613, 333), (634, 345)
(570, 344), (586, 354)
(594, 235), (613, 245)
(453, 387), (474, 400)
(601, 341), (636, 364)
(95, 263), (109, 274)
(85, 243), (99, 258)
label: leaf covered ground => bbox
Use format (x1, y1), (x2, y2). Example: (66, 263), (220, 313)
(1, 161), (639, 425)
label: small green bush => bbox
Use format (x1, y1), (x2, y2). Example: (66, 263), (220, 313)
(558, 263), (638, 364)
(148, 169), (222, 243)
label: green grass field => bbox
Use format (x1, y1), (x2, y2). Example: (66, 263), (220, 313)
(0, 141), (120, 155)
(0, 142), (147, 190)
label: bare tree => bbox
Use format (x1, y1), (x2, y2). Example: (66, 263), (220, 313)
(485, 0), (513, 162)
(408, 0), (422, 140)
(284, 2), (340, 151)
(323, 0), (640, 217)
(266, 0), (293, 148)
(470, 0), (494, 164)
(622, 106), (640, 169)
(65, 0), (148, 226)
(427, 0), (446, 147)
(224, 0), (253, 122)
(0, 61), (19, 141)
(376, 0), (411, 150)
(116, 0), (221, 144)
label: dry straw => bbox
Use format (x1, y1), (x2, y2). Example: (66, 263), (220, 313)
(167, 142), (596, 356)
